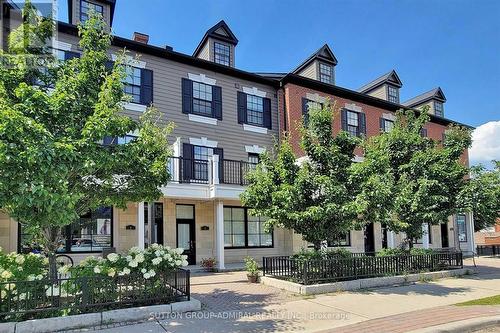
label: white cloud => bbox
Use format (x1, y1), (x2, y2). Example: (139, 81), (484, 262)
(469, 121), (500, 168)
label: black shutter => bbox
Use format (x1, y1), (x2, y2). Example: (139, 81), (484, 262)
(182, 143), (194, 183)
(64, 51), (80, 60)
(237, 91), (247, 124)
(379, 117), (385, 132)
(341, 109), (348, 132)
(105, 60), (114, 72)
(140, 68), (153, 106)
(302, 98), (309, 126)
(212, 85), (222, 120)
(420, 128), (428, 137)
(263, 97), (272, 129)
(213, 148), (224, 183)
(359, 112), (367, 137)
(182, 78), (193, 114)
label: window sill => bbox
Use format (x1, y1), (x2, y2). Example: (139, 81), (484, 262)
(243, 124), (268, 134)
(188, 114), (218, 125)
(123, 102), (147, 113)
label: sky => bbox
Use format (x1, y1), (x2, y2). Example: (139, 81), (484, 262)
(55, 0), (500, 167)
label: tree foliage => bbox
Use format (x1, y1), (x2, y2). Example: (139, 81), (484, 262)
(353, 108), (472, 246)
(241, 101), (361, 249)
(0, 3), (172, 264)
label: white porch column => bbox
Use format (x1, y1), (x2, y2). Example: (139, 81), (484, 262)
(215, 200), (225, 270)
(422, 223), (430, 249)
(147, 202), (154, 246)
(212, 154), (220, 185)
(137, 202), (145, 250)
(468, 212), (476, 254)
(387, 231), (395, 249)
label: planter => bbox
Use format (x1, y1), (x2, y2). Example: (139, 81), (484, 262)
(247, 274), (259, 283)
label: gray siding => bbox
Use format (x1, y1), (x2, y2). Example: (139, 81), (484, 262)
(298, 61), (317, 80)
(197, 41), (210, 61)
(367, 85), (387, 100)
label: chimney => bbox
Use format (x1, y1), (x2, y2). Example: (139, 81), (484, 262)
(133, 32), (149, 44)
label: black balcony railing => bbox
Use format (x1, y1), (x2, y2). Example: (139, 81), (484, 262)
(167, 156), (210, 184)
(220, 159), (257, 185)
(263, 252), (463, 285)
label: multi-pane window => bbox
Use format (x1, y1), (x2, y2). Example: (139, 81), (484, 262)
(246, 95), (264, 126)
(347, 110), (359, 136)
(224, 207), (273, 248)
(116, 134), (137, 145)
(388, 85), (399, 103)
(456, 214), (467, 242)
(124, 66), (141, 104)
(416, 223), (432, 244)
(248, 153), (260, 165)
(383, 119), (394, 133)
(80, 0), (104, 23)
(319, 63), (334, 84)
(193, 145), (212, 181)
(214, 42), (230, 66)
(192, 81), (213, 116)
(327, 232), (351, 247)
(434, 101), (444, 117)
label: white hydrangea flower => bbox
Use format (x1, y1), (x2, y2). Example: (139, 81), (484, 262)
(17, 267), (23, 272)
(129, 246), (140, 254)
(0, 290), (6, 298)
(141, 268), (147, 274)
(1, 270), (13, 279)
(175, 260), (182, 266)
(36, 274), (43, 280)
(107, 253), (119, 263)
(129, 260), (138, 268)
(154, 250), (161, 257)
(181, 260), (188, 267)
(15, 255), (25, 265)
(43, 258), (49, 265)
(19, 293), (26, 301)
(152, 257), (162, 265)
(27, 275), (36, 281)
(174, 248), (184, 255)
(148, 269), (156, 278)
(123, 267), (131, 275)
(107, 268), (116, 277)
(143, 272), (151, 279)
(136, 253), (145, 263)
(181, 255), (188, 260)
(126, 255), (133, 262)
(93, 266), (101, 274)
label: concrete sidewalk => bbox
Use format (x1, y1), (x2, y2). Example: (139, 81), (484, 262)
(80, 257), (500, 333)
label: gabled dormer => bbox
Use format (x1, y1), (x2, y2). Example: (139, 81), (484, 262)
(68, 0), (116, 28)
(292, 44), (338, 85)
(193, 20), (238, 67)
(358, 70), (403, 103)
(403, 87), (446, 117)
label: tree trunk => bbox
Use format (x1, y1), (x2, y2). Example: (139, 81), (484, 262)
(43, 226), (63, 280)
(408, 238), (414, 250)
(313, 241), (322, 252)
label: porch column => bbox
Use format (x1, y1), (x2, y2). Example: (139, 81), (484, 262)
(468, 212), (476, 254)
(212, 154), (220, 185)
(215, 200), (225, 270)
(147, 202), (154, 245)
(137, 202), (145, 250)
(387, 231), (395, 249)
(422, 223), (430, 249)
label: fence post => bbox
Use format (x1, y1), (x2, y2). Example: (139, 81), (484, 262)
(302, 261), (308, 285)
(262, 257), (266, 276)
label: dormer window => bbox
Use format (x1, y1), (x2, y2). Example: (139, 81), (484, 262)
(80, 0), (104, 23)
(388, 85), (399, 103)
(214, 42), (230, 66)
(319, 63), (334, 84)
(434, 101), (444, 117)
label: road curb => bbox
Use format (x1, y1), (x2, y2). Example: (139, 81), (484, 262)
(408, 315), (500, 333)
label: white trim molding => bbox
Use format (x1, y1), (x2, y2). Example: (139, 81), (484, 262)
(188, 114), (218, 125)
(111, 54), (147, 69)
(242, 86), (267, 98)
(344, 103), (362, 113)
(243, 124), (268, 134)
(123, 102), (147, 113)
(245, 145), (266, 154)
(52, 39), (72, 51)
(382, 113), (396, 121)
(306, 92), (327, 104)
(188, 73), (217, 85)
(353, 156), (365, 163)
(189, 137), (218, 148)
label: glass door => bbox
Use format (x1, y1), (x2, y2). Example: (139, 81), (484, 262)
(176, 205), (196, 265)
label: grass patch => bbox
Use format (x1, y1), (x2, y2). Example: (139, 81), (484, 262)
(456, 295), (500, 306)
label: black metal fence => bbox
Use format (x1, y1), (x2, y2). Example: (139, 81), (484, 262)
(221, 159), (257, 185)
(262, 252), (463, 285)
(168, 156), (210, 184)
(477, 245), (500, 257)
(0, 269), (190, 322)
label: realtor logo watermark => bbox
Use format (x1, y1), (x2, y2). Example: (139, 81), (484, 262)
(151, 311), (350, 321)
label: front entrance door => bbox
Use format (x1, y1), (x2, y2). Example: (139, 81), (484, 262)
(176, 205), (196, 265)
(441, 223), (449, 248)
(364, 222), (375, 254)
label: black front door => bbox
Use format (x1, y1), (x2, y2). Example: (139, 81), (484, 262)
(441, 223), (449, 248)
(176, 205), (196, 265)
(364, 222), (375, 254)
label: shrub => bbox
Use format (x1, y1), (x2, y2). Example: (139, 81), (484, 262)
(376, 248), (435, 256)
(200, 257), (217, 271)
(244, 257), (259, 277)
(291, 248), (353, 261)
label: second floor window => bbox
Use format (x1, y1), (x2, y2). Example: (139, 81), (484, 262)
(237, 92), (272, 129)
(80, 0), (103, 23)
(192, 82), (213, 116)
(214, 42), (230, 66)
(434, 101), (444, 117)
(124, 67), (141, 104)
(319, 63), (334, 84)
(301, 98), (322, 126)
(182, 78), (222, 119)
(246, 95), (264, 126)
(342, 109), (366, 137)
(388, 85), (399, 103)
(248, 153), (260, 165)
(347, 111), (359, 136)
(380, 118), (394, 133)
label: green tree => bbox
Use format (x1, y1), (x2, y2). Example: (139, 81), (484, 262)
(241, 101), (360, 250)
(0, 4), (172, 277)
(459, 161), (500, 231)
(353, 109), (472, 248)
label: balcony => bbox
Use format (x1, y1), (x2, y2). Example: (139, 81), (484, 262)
(163, 156), (257, 199)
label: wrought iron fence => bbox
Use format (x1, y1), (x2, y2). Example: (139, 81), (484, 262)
(0, 269), (190, 322)
(262, 252), (463, 285)
(167, 156), (210, 184)
(220, 159), (257, 185)
(477, 245), (500, 257)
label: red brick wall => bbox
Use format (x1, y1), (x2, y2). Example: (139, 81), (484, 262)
(281, 83), (469, 166)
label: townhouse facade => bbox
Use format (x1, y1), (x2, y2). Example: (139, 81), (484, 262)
(0, 0), (476, 268)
